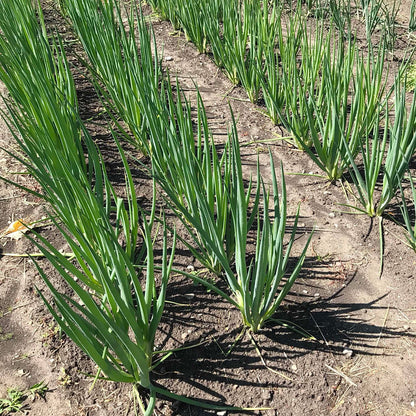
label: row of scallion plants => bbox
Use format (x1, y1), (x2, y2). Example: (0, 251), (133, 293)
(0, 0), (313, 413)
(144, 0), (416, 271)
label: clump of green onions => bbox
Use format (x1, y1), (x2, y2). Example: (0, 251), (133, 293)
(176, 114), (313, 333)
(62, 0), (164, 155)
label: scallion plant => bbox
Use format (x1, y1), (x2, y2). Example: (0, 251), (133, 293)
(261, 13), (322, 148)
(281, 34), (387, 182)
(236, 0), (279, 103)
(360, 0), (383, 42)
(341, 76), (416, 276)
(225, 119), (313, 332)
(221, 0), (249, 86)
(0, 2), (260, 412)
(176, 114), (313, 332)
(33, 187), (176, 414)
(410, 0), (416, 31)
(0, 2), (173, 412)
(138, 81), (250, 273)
(399, 174), (416, 252)
(62, 0), (164, 155)
(175, 0), (208, 53)
(345, 77), (416, 217)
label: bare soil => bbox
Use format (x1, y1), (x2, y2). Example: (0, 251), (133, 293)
(1, 1), (416, 415)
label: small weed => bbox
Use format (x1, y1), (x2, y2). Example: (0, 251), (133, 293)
(0, 327), (14, 342)
(58, 368), (72, 387)
(312, 244), (333, 263)
(0, 388), (26, 414)
(27, 381), (49, 402)
(41, 323), (60, 341)
(0, 382), (50, 414)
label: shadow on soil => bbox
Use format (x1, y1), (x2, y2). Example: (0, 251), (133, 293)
(152, 270), (412, 415)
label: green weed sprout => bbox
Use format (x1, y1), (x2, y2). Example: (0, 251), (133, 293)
(0, 388), (26, 414)
(27, 381), (49, 402)
(406, 63), (416, 92)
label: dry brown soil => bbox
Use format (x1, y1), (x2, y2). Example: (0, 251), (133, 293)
(0, 1), (416, 415)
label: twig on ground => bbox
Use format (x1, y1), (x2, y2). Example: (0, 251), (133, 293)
(248, 332), (294, 381)
(375, 305), (390, 347)
(325, 364), (357, 386)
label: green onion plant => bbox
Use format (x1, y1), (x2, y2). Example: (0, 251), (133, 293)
(175, 0), (208, 53)
(200, 0), (227, 68)
(146, 0), (181, 28)
(62, 0), (163, 155)
(235, 0), (279, 103)
(277, 33), (387, 182)
(309, 39), (386, 182)
(360, 0), (383, 42)
(0, 1), (266, 412)
(345, 78), (416, 217)
(328, 0), (352, 38)
(261, 10), (307, 142)
(0, 3), (176, 414)
(0, 0), (84, 174)
(139, 81), (249, 273)
(177, 114), (313, 332)
(399, 174), (416, 252)
(410, 0), (416, 31)
(381, 0), (400, 52)
(225, 119), (313, 332)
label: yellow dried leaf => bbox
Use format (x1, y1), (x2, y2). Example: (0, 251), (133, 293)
(1, 219), (32, 239)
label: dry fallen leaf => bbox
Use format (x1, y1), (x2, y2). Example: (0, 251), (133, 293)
(0, 219), (33, 240)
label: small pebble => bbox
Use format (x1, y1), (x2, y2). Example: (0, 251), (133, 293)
(261, 390), (272, 400)
(302, 290), (308, 294)
(329, 212), (335, 218)
(183, 293), (195, 300)
(343, 348), (353, 358)
(165, 56), (173, 61)
(186, 264), (195, 271)
(291, 364), (297, 371)
(403, 325), (410, 331)
(217, 411), (227, 416)
(314, 293), (320, 298)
